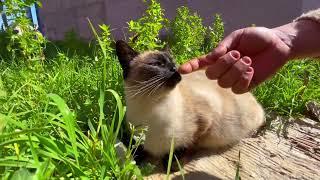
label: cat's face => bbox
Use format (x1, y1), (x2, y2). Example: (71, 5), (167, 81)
(115, 40), (181, 97)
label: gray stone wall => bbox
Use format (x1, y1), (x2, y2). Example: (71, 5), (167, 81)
(39, 0), (320, 41)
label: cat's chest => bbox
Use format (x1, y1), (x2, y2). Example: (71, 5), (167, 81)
(126, 96), (183, 128)
(126, 96), (197, 156)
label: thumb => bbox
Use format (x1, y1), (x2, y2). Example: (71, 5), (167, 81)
(207, 29), (244, 60)
(206, 44), (228, 62)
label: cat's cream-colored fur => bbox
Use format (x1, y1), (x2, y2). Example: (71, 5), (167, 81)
(125, 63), (265, 157)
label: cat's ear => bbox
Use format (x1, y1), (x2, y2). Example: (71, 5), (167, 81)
(115, 40), (138, 77)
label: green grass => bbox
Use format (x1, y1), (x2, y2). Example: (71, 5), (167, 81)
(253, 58), (320, 117)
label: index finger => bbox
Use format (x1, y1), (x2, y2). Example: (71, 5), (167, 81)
(178, 45), (227, 74)
(178, 55), (208, 74)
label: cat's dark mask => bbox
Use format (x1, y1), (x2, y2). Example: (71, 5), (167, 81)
(115, 40), (181, 89)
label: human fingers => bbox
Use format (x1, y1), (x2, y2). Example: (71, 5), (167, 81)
(217, 56), (252, 88)
(205, 50), (241, 80)
(178, 29), (243, 74)
(178, 55), (208, 74)
(232, 67), (254, 94)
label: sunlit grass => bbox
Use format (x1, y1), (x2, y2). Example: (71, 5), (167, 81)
(253, 58), (320, 117)
(0, 90), (141, 179)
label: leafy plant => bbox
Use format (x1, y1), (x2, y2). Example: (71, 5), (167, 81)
(169, 6), (207, 63)
(88, 20), (124, 118)
(204, 14), (224, 53)
(128, 0), (166, 51)
(0, 0), (41, 20)
(6, 17), (46, 62)
(0, 0), (46, 63)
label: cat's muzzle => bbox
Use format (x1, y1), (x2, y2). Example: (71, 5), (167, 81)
(165, 71), (182, 88)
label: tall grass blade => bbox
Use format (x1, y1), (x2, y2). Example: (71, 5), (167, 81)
(35, 159), (55, 180)
(97, 88), (105, 135)
(0, 127), (48, 139)
(235, 151), (241, 180)
(107, 89), (125, 142)
(48, 93), (79, 166)
(174, 155), (185, 180)
(166, 137), (175, 179)
(27, 134), (39, 166)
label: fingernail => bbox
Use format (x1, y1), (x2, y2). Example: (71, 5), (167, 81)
(242, 57), (251, 65)
(246, 67), (253, 73)
(230, 51), (240, 59)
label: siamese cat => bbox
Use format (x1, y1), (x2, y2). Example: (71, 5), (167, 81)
(116, 40), (265, 163)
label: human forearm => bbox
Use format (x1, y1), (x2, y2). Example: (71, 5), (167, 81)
(273, 9), (320, 59)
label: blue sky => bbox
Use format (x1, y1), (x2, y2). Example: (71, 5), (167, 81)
(0, 4), (38, 28)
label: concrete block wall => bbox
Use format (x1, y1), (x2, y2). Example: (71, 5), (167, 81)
(40, 0), (106, 40)
(39, 0), (320, 40)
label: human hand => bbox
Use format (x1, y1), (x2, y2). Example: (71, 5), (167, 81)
(179, 27), (292, 94)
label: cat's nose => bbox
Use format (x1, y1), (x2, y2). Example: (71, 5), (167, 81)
(170, 65), (177, 72)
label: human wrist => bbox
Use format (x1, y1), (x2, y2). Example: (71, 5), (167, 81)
(273, 20), (320, 60)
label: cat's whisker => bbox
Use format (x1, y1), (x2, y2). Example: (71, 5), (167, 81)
(147, 79), (165, 97)
(131, 75), (163, 85)
(131, 77), (164, 98)
(125, 75), (163, 90)
(133, 77), (165, 98)
(149, 80), (166, 97)
(142, 78), (165, 97)
(127, 76), (165, 99)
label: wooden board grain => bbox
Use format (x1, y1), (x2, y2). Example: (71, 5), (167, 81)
(146, 118), (320, 180)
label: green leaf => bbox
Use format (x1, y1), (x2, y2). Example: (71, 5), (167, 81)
(11, 168), (34, 180)
(48, 94), (79, 166)
(28, 134), (39, 166)
(166, 138), (175, 179)
(0, 127), (49, 139)
(107, 89), (126, 142)
(34, 133), (64, 155)
(97, 88), (105, 135)
(0, 114), (8, 133)
(174, 155), (185, 180)
(0, 137), (37, 148)
(88, 119), (97, 137)
(36, 1), (42, 7)
(35, 159), (55, 180)
(0, 160), (36, 168)
(235, 151), (241, 180)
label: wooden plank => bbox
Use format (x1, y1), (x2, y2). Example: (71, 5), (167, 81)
(146, 118), (320, 180)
